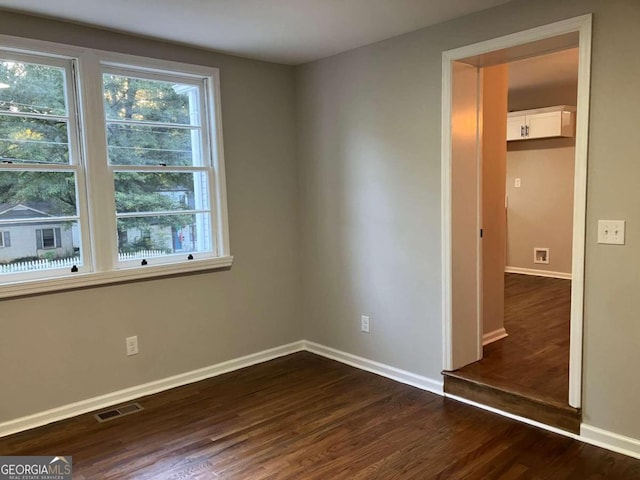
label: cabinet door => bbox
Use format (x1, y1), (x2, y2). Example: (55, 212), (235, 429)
(526, 111), (563, 139)
(506, 115), (525, 141)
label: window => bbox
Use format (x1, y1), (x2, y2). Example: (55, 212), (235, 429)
(0, 52), (84, 278)
(0, 38), (231, 297)
(37, 228), (62, 249)
(102, 68), (214, 265)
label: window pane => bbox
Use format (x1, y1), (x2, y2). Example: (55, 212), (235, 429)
(106, 123), (200, 166)
(0, 116), (69, 164)
(114, 172), (208, 214)
(103, 74), (199, 125)
(0, 220), (82, 275)
(0, 61), (67, 116)
(0, 171), (78, 216)
(117, 213), (211, 257)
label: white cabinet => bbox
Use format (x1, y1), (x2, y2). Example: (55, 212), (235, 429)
(507, 116), (526, 140)
(507, 105), (576, 141)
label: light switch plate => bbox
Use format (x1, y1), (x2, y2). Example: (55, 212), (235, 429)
(597, 220), (625, 245)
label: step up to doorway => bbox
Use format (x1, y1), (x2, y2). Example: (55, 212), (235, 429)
(442, 371), (581, 434)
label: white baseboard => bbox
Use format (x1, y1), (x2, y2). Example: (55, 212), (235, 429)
(446, 392), (640, 461)
(0, 341), (305, 438)
(3, 338), (640, 463)
(446, 394), (640, 460)
(580, 424), (640, 460)
(505, 266), (572, 280)
(303, 340), (443, 395)
(483, 327), (508, 346)
(317, 343), (640, 462)
(0, 339), (442, 439)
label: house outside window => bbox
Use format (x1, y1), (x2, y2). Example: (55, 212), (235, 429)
(0, 38), (231, 296)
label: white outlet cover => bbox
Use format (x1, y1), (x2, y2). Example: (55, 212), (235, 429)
(126, 336), (139, 356)
(597, 220), (625, 245)
(360, 315), (370, 334)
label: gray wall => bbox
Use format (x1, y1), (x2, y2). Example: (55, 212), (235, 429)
(506, 139), (575, 274)
(0, 12), (301, 422)
(506, 82), (578, 275)
(296, 0), (640, 441)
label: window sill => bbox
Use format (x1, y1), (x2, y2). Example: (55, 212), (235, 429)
(0, 255), (233, 300)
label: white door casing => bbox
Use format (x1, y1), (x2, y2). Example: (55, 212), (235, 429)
(441, 14), (592, 409)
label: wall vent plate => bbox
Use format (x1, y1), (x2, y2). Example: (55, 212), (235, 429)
(94, 402), (144, 423)
(533, 247), (549, 264)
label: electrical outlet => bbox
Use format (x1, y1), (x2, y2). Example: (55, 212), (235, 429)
(361, 315), (370, 334)
(515, 178), (521, 188)
(598, 220), (625, 245)
(126, 336), (139, 356)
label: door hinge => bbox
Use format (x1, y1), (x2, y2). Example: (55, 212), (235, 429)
(480, 228), (483, 238)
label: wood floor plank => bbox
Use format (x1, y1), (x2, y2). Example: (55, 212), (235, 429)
(1, 352), (638, 478)
(449, 273), (572, 405)
(443, 273), (579, 432)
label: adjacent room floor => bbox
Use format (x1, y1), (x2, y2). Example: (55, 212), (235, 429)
(2, 352), (638, 479)
(451, 273), (571, 406)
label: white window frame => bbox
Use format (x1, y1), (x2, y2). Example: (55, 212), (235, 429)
(0, 231), (5, 248)
(0, 35), (232, 299)
(100, 63), (218, 269)
(0, 49), (90, 284)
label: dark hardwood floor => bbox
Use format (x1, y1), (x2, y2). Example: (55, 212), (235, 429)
(450, 273), (571, 406)
(2, 352), (639, 479)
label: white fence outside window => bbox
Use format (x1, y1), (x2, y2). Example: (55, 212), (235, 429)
(1, 250), (166, 274)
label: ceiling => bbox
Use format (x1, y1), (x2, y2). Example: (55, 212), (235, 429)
(0, 0), (513, 65)
(509, 48), (579, 91)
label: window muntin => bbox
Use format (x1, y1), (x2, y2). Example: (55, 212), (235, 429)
(102, 69), (215, 265)
(0, 53), (85, 279)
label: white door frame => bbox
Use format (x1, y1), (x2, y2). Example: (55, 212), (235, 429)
(441, 14), (592, 408)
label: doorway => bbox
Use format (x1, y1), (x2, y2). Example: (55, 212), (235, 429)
(455, 48), (578, 406)
(440, 15), (592, 425)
